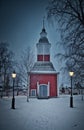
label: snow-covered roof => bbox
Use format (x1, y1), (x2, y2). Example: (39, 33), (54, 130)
(39, 37), (49, 43)
(38, 27), (50, 44)
(31, 61), (56, 74)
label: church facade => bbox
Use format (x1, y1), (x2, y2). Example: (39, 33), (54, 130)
(29, 25), (59, 98)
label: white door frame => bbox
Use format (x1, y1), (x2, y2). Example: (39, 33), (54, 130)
(37, 82), (50, 97)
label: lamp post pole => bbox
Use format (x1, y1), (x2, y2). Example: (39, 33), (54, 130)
(70, 76), (73, 107)
(11, 71), (16, 109)
(69, 71), (74, 108)
(12, 78), (15, 109)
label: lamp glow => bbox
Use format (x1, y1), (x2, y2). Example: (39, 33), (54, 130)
(69, 71), (74, 77)
(12, 71), (16, 78)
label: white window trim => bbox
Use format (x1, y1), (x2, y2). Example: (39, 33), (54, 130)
(31, 89), (36, 97)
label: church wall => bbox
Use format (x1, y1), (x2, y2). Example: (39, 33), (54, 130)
(30, 73), (57, 97)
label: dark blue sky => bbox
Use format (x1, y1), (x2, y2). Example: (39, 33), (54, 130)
(0, 0), (60, 56)
(0, 0), (68, 86)
(0, 0), (49, 50)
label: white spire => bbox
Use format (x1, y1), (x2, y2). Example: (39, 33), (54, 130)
(43, 16), (45, 29)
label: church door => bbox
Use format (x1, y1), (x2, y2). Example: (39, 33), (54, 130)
(39, 84), (48, 98)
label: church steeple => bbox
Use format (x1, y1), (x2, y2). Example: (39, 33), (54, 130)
(40, 17), (47, 38)
(36, 19), (51, 62)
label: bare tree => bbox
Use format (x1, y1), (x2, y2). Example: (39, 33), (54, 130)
(18, 46), (35, 101)
(47, 0), (84, 84)
(0, 42), (15, 96)
(15, 72), (23, 96)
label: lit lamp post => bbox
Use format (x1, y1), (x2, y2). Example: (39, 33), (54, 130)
(69, 71), (74, 108)
(11, 71), (16, 109)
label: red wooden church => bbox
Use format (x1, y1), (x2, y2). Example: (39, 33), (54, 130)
(29, 24), (59, 98)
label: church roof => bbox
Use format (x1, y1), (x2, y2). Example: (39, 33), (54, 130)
(31, 61), (56, 74)
(41, 28), (46, 33)
(39, 37), (49, 43)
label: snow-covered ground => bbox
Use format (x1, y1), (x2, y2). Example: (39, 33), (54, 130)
(0, 95), (84, 130)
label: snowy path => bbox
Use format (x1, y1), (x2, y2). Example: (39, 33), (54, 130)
(0, 95), (84, 130)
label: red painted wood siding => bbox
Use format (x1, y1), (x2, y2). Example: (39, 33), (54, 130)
(37, 55), (50, 61)
(30, 73), (57, 97)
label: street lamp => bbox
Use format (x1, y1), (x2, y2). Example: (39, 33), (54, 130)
(11, 71), (16, 109)
(69, 71), (74, 108)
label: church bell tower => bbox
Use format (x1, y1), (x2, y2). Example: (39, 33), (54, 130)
(37, 25), (51, 62)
